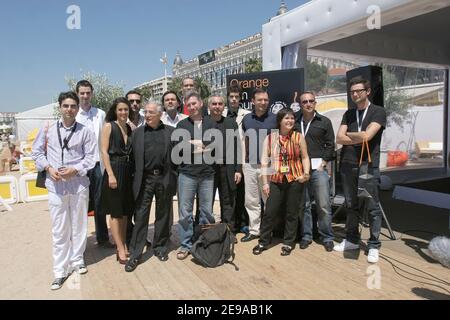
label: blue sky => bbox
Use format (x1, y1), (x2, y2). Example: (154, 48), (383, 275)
(0, 0), (308, 112)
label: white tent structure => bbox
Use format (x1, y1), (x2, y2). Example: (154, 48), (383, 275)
(263, 0), (450, 179)
(15, 103), (57, 141)
(262, 0), (450, 219)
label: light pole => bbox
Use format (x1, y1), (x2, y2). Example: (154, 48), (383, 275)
(160, 52), (168, 93)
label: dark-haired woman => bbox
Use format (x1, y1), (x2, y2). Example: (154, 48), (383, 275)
(100, 97), (134, 264)
(253, 108), (310, 256)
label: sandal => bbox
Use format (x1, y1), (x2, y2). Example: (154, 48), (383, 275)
(280, 246), (293, 256)
(177, 250), (190, 260)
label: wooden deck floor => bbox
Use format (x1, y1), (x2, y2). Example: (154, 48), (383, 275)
(0, 201), (449, 300)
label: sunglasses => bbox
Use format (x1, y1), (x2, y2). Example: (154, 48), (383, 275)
(349, 89), (366, 94)
(129, 99), (141, 104)
(301, 99), (316, 105)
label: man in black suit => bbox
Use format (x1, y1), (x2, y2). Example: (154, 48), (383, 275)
(207, 95), (242, 235)
(125, 102), (177, 272)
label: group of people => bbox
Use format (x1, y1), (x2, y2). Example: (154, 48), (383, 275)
(32, 76), (386, 291)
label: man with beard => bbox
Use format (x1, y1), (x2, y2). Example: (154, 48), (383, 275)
(161, 90), (187, 127)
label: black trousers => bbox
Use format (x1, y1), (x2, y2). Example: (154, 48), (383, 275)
(259, 179), (305, 248)
(213, 165), (236, 232)
(129, 174), (171, 260)
(87, 162), (108, 242)
(233, 177), (249, 232)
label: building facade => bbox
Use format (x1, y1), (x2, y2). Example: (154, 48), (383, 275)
(172, 33), (263, 96)
(135, 75), (172, 103)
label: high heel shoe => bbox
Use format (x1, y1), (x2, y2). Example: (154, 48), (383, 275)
(116, 251), (128, 265)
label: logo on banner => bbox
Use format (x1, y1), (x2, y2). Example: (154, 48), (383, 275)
(270, 101), (287, 114)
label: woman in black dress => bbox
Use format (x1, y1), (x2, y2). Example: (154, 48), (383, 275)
(101, 97), (134, 264)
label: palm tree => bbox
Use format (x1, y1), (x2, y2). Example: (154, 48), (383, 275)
(194, 76), (211, 101)
(168, 77), (183, 97)
(245, 58), (263, 73)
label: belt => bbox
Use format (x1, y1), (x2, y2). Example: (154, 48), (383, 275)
(110, 155), (130, 162)
(145, 169), (163, 176)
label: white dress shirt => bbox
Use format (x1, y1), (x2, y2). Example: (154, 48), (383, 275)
(161, 111), (187, 127)
(76, 105), (105, 163)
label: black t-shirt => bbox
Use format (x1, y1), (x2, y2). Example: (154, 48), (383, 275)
(340, 104), (386, 167)
(175, 116), (216, 177)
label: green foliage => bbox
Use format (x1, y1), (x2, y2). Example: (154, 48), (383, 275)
(382, 69), (411, 129)
(168, 77), (183, 98)
(65, 71), (125, 111)
(244, 58), (263, 73)
(194, 76), (211, 101)
(305, 61), (328, 93)
(135, 86), (152, 103)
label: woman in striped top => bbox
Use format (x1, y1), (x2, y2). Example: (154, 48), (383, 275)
(253, 108), (310, 256)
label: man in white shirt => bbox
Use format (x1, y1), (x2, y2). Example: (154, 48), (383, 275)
(161, 90), (187, 127)
(75, 80), (111, 247)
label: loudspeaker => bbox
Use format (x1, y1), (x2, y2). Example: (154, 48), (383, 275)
(346, 66), (384, 108)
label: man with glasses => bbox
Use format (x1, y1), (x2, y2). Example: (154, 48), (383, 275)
(126, 90), (145, 129)
(295, 91), (335, 252)
(335, 77), (386, 263)
(125, 103), (177, 271)
(32, 91), (96, 290)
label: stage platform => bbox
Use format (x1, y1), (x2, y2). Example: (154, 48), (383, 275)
(0, 199), (449, 300)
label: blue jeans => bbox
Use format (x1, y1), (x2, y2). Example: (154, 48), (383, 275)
(300, 170), (334, 242)
(178, 173), (215, 251)
(340, 163), (382, 249)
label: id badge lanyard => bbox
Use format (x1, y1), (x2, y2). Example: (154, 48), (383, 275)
(300, 113), (316, 137)
(57, 121), (77, 166)
(356, 104), (370, 132)
(279, 136), (290, 174)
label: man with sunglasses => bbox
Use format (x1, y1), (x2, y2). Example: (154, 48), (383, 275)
(335, 77), (386, 263)
(295, 91), (335, 252)
(126, 90), (145, 129)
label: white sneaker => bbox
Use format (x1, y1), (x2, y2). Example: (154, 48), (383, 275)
(367, 249), (379, 263)
(333, 240), (359, 252)
(75, 264), (88, 274)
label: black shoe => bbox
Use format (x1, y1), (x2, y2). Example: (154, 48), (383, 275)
(50, 276), (68, 290)
(146, 240), (152, 248)
(241, 234), (259, 242)
(155, 251), (169, 262)
(252, 244), (266, 255)
(280, 245), (293, 256)
(323, 241), (334, 252)
(125, 258), (139, 272)
(299, 240), (312, 249)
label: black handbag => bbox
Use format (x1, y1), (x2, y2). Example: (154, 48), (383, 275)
(357, 139), (375, 200)
(35, 170), (47, 188)
(35, 123), (49, 189)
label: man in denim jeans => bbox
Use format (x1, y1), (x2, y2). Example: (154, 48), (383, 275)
(335, 77), (386, 263)
(295, 91), (335, 252)
(173, 92), (216, 260)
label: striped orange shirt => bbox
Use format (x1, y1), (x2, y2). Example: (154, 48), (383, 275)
(262, 130), (305, 184)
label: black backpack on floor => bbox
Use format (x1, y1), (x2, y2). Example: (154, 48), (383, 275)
(191, 223), (238, 270)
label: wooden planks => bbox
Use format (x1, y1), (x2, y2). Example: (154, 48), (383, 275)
(0, 201), (449, 300)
